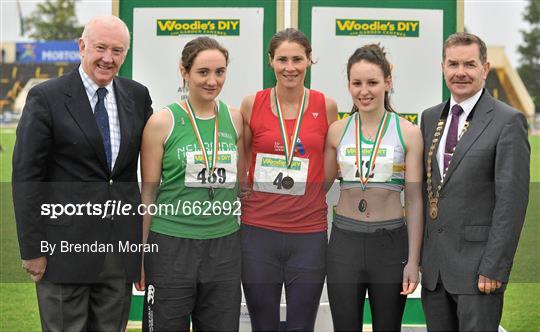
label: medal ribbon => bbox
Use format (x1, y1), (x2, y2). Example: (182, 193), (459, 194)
(274, 87), (307, 168)
(355, 111), (389, 190)
(184, 99), (219, 175)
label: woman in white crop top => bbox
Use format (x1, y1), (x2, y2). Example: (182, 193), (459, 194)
(324, 44), (424, 331)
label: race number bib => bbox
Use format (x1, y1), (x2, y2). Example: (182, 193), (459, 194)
(253, 153), (309, 196)
(339, 144), (394, 182)
(185, 151), (237, 188)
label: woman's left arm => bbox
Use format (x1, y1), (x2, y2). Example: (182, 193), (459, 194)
(401, 118), (424, 295)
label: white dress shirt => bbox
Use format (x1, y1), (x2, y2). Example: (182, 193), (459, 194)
(79, 66), (121, 169)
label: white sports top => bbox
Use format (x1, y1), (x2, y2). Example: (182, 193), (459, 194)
(337, 112), (406, 192)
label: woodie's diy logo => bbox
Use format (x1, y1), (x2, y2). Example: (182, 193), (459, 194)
(336, 19), (419, 37)
(157, 19), (240, 36)
(399, 113), (418, 125)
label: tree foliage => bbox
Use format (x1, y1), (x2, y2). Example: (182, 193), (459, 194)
(518, 0), (540, 113)
(24, 0), (83, 41)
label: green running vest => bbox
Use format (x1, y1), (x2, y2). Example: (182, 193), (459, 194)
(150, 100), (240, 239)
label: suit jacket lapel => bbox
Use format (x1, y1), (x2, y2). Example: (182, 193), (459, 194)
(442, 92), (495, 187)
(111, 77), (134, 176)
(64, 70), (110, 171)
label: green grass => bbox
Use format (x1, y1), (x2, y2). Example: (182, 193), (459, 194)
(0, 129), (539, 331)
(500, 135), (540, 331)
(0, 284), (40, 331)
(0, 129), (40, 332)
(1, 129), (27, 285)
(0, 128), (15, 182)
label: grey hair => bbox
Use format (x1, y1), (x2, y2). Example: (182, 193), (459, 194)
(81, 15), (131, 51)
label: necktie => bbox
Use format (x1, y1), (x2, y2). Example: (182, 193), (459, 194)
(95, 87), (112, 169)
(443, 104), (463, 173)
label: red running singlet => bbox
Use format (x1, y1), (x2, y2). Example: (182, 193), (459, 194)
(241, 88), (329, 233)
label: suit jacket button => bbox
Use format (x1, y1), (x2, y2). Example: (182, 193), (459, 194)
(109, 179), (113, 185)
(438, 228), (443, 233)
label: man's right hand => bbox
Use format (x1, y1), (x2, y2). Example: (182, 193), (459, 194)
(478, 274), (502, 294)
(22, 256), (47, 282)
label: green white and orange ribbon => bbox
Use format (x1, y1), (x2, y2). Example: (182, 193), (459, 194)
(184, 99), (219, 175)
(274, 87), (307, 168)
(355, 110), (389, 190)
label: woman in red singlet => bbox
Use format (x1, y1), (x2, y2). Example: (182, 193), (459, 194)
(239, 28), (337, 331)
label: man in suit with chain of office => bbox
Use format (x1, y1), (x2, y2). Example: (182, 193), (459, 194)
(420, 32), (530, 331)
(12, 16), (152, 331)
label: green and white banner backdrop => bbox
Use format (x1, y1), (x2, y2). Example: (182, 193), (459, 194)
(311, 7), (443, 124)
(132, 7), (264, 109)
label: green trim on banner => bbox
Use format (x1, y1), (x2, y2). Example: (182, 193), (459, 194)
(119, 0), (277, 88)
(129, 294), (143, 321)
(364, 298), (426, 324)
(297, 0), (457, 101)
(128, 296), (426, 324)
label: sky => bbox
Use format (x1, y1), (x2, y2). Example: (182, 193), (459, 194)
(464, 0), (529, 68)
(0, 0), (531, 69)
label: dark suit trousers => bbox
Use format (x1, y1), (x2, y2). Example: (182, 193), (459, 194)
(421, 281), (503, 332)
(36, 251), (132, 332)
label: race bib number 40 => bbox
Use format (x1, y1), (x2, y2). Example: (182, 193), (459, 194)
(253, 153), (309, 196)
(339, 144), (394, 182)
(185, 151), (237, 188)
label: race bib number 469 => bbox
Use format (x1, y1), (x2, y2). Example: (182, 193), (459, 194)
(185, 151), (237, 188)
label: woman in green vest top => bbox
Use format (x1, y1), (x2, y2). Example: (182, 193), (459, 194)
(136, 37), (246, 331)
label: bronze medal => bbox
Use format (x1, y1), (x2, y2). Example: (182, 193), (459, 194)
(358, 199), (367, 212)
(281, 176), (294, 190)
(429, 198), (438, 219)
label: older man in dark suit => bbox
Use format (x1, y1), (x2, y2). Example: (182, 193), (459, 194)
(12, 15), (152, 331)
(420, 32), (530, 331)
